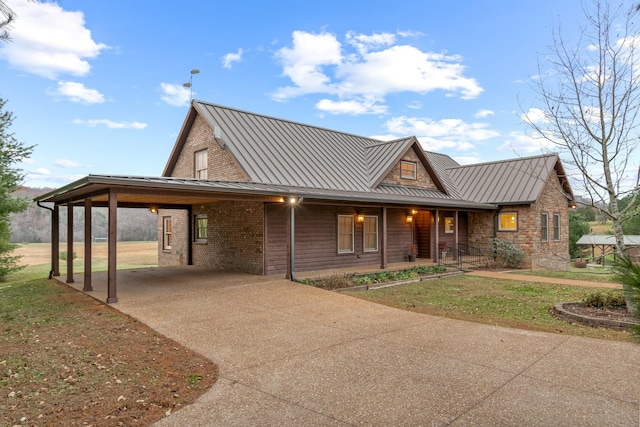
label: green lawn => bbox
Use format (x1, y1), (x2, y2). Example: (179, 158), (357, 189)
(344, 274), (632, 342)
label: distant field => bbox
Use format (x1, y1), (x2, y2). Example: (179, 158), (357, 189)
(588, 221), (613, 235)
(14, 241), (158, 270)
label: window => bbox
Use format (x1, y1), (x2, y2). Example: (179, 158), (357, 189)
(400, 161), (417, 180)
(498, 212), (517, 231)
(163, 216), (172, 250)
(363, 216), (378, 252)
(194, 214), (208, 243)
(195, 149), (208, 179)
(338, 215), (354, 253)
(444, 216), (454, 234)
(553, 214), (560, 241)
(541, 213), (548, 242)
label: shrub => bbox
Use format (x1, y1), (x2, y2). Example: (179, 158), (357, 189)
(493, 238), (524, 268)
(582, 291), (626, 309)
(60, 251), (77, 261)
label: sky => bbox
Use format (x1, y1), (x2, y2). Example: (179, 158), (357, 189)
(0, 0), (622, 189)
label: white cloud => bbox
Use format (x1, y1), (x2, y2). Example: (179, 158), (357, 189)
(222, 48), (243, 69)
(73, 119), (147, 129)
(315, 98), (387, 115)
(51, 81), (105, 104)
(273, 30), (342, 100)
(34, 167), (50, 175)
(1, 0), (109, 79)
(521, 107), (547, 124)
(272, 30), (483, 114)
(475, 109), (494, 118)
(497, 131), (553, 154)
(384, 116), (500, 151)
(55, 159), (81, 168)
(160, 82), (191, 107)
(452, 155), (483, 165)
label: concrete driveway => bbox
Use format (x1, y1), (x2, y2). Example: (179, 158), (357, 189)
(76, 267), (640, 426)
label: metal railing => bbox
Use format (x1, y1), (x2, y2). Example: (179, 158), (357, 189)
(438, 243), (494, 270)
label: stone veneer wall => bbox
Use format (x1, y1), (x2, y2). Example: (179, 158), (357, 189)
(170, 114), (249, 181)
(467, 171), (570, 271)
(381, 147), (437, 188)
(157, 209), (189, 266)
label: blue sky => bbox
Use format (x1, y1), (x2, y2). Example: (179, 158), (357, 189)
(0, 0), (607, 188)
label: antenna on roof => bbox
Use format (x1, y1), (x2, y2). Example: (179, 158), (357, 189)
(182, 69), (200, 101)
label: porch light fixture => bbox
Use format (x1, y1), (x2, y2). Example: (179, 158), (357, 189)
(411, 209), (418, 215)
(356, 213), (365, 223)
(406, 215), (413, 223)
(570, 201), (577, 209)
(149, 205), (158, 214)
(289, 197), (298, 204)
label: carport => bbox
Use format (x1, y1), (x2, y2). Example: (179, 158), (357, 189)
(35, 175), (288, 303)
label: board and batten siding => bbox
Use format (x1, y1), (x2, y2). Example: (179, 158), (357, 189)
(265, 204), (413, 275)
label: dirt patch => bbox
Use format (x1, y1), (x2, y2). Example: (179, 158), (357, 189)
(1, 278), (218, 426)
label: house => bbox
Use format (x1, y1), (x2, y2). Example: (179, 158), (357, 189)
(35, 100), (574, 302)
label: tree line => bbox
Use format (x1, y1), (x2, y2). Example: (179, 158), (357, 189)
(10, 187), (158, 243)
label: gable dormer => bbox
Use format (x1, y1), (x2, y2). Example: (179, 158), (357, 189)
(367, 137), (448, 193)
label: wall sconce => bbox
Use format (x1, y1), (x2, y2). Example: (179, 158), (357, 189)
(149, 205), (158, 214)
(406, 215), (413, 223)
(570, 201), (577, 209)
(356, 213), (365, 223)
(411, 209), (418, 215)
(289, 196), (303, 204)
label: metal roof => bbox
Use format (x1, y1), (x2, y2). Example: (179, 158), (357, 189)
(446, 153), (570, 204)
(35, 174), (496, 209)
(576, 235), (640, 246)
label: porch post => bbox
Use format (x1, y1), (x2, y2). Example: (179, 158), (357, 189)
(434, 209), (439, 263)
(289, 203), (296, 281)
(187, 206), (193, 265)
(83, 198), (93, 292)
(454, 210), (459, 261)
(52, 205), (60, 277)
(66, 203), (74, 283)
(106, 190), (118, 303)
(380, 207), (387, 269)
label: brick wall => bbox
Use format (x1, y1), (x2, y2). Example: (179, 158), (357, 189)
(192, 201), (264, 274)
(381, 147), (437, 188)
(170, 114), (249, 181)
(157, 209), (189, 266)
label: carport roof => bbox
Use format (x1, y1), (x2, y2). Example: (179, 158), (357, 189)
(34, 174), (497, 210)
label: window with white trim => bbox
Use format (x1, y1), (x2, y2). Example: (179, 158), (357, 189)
(195, 149), (208, 179)
(338, 215), (354, 253)
(194, 214), (208, 243)
(363, 216), (378, 252)
(553, 214), (560, 241)
(498, 212), (517, 231)
(541, 213), (548, 242)
(400, 161), (417, 180)
(163, 216), (172, 250)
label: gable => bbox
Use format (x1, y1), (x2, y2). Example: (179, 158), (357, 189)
(379, 146), (438, 189)
(165, 111), (249, 181)
(447, 153), (572, 205)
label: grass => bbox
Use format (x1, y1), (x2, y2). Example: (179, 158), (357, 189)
(512, 267), (617, 283)
(1, 263), (217, 426)
(344, 274), (632, 342)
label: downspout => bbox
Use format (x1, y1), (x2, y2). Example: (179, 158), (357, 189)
(36, 201), (55, 279)
(493, 207), (501, 261)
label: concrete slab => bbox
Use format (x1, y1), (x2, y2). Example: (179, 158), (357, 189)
(64, 268), (640, 426)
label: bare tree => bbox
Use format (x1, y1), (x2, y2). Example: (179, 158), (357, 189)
(523, 1), (640, 313)
(0, 0), (14, 41)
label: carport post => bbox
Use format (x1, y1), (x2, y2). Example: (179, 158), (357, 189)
(52, 205), (60, 277)
(83, 198), (93, 292)
(66, 203), (74, 283)
(380, 207), (387, 269)
(106, 190), (118, 303)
